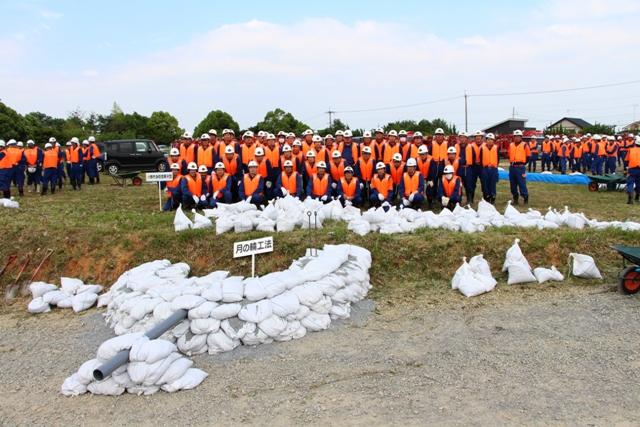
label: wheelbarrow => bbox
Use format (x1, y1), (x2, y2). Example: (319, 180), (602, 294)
(110, 171), (143, 187)
(588, 174), (626, 192)
(612, 245), (640, 294)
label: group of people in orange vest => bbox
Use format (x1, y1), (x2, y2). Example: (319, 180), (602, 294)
(162, 127), (536, 211)
(0, 136), (102, 198)
(529, 133), (637, 176)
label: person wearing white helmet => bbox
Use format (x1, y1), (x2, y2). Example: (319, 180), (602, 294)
(369, 162), (393, 211)
(445, 146), (459, 174)
(40, 142), (60, 195)
(291, 139), (303, 160)
(324, 134), (335, 152)
(310, 134), (328, 165)
(389, 152), (405, 201)
(453, 131), (473, 203)
(208, 162), (232, 207)
(0, 139), (14, 198)
(302, 150), (318, 189)
(479, 133), (499, 204)
(279, 144), (301, 174)
(329, 150), (346, 195)
(381, 130), (399, 164)
(373, 128), (386, 152)
(508, 130), (529, 204)
(437, 165), (462, 210)
(591, 134), (607, 175)
(239, 160), (265, 205)
(66, 137), (84, 190)
(307, 161), (332, 203)
(180, 162), (206, 208)
(275, 159), (303, 199)
(24, 139), (43, 193)
(338, 130), (358, 167)
(334, 130), (344, 146)
(168, 147), (187, 175)
(85, 136), (102, 184)
(300, 129), (314, 152)
(405, 131), (423, 161)
(217, 145), (239, 183)
(337, 166), (362, 207)
(355, 145), (376, 199)
(8, 140), (27, 196)
(416, 145), (433, 205)
(197, 134), (215, 173)
(429, 127), (449, 205)
(163, 163), (184, 211)
(624, 136), (640, 203)
(540, 134), (553, 172)
(604, 135), (619, 174)
(179, 132), (196, 166)
(569, 137), (584, 173)
(207, 129), (218, 142)
(523, 135), (538, 173)
(556, 136), (570, 175)
(253, 146), (275, 199)
(399, 158), (425, 209)
(360, 130), (378, 159)
(263, 132), (281, 170)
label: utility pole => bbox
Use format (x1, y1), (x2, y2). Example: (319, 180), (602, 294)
(512, 107), (515, 119)
(326, 109), (335, 132)
(464, 91), (468, 133)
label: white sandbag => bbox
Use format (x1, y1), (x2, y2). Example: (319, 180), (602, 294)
(468, 255), (493, 279)
(477, 199), (499, 219)
(206, 331), (239, 354)
(238, 300), (273, 323)
(190, 318), (221, 335)
(201, 282), (223, 302)
(29, 282), (57, 298)
(194, 271), (229, 287)
(348, 219), (371, 236)
(60, 277), (84, 295)
(276, 218), (296, 232)
(506, 263), (537, 285)
(188, 301), (218, 319)
(215, 216), (235, 234)
(61, 374), (87, 396)
(156, 357), (193, 386)
(221, 276), (244, 302)
(153, 301), (174, 321)
(43, 290), (71, 305)
(256, 218), (276, 232)
(160, 368), (208, 393)
(28, 297), (51, 314)
(533, 266), (565, 283)
(129, 339), (177, 364)
(97, 333), (145, 361)
(243, 277), (268, 301)
(139, 352), (182, 386)
(291, 283), (323, 306)
(233, 215), (254, 233)
(258, 315), (288, 337)
(76, 284), (104, 294)
(210, 303), (241, 320)
(87, 377), (125, 396)
(129, 297), (162, 321)
(300, 312), (331, 331)
(76, 358), (102, 384)
(457, 271), (489, 297)
(569, 253), (602, 279)
(170, 295), (205, 311)
(192, 210), (213, 229)
(174, 205), (193, 232)
(502, 239), (531, 272)
(0, 198), (19, 208)
(270, 292), (300, 317)
(56, 297), (73, 309)
(176, 333), (207, 355)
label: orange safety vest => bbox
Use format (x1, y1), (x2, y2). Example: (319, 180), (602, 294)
(431, 141), (448, 162)
(627, 147), (640, 168)
(180, 144), (196, 163)
(256, 160), (269, 178)
(166, 175), (183, 197)
(572, 144), (583, 158)
(371, 174), (392, 198)
(402, 172), (420, 197)
(338, 143), (359, 164)
(480, 145), (498, 167)
(445, 158), (460, 173)
(264, 145), (280, 168)
(417, 156), (432, 178)
(42, 150), (58, 169)
(304, 161), (317, 177)
(330, 159), (346, 181)
(211, 173), (228, 192)
(357, 158), (374, 182)
(606, 142), (618, 157)
(243, 174), (261, 197)
(197, 146), (215, 168)
(402, 144), (418, 161)
(595, 141), (606, 156)
(221, 155), (238, 176)
(241, 144), (256, 165)
(281, 171), (299, 194)
(82, 147), (91, 161)
(542, 141), (553, 153)
(441, 176), (461, 197)
(340, 177), (357, 198)
(311, 174), (329, 197)
(280, 155), (297, 172)
(381, 143), (400, 164)
(465, 144), (481, 166)
(67, 147), (81, 163)
(6, 147), (22, 165)
(24, 148), (39, 166)
(509, 143), (528, 163)
(90, 143), (101, 159)
(185, 174), (202, 197)
(0, 151), (14, 169)
(528, 140), (538, 153)
(313, 147), (327, 163)
(583, 141), (592, 153)
(389, 162), (405, 185)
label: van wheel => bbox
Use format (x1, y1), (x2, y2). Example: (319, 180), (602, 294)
(107, 163), (120, 176)
(157, 162), (168, 172)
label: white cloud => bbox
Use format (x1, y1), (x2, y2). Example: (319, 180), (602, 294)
(1, 1), (640, 132)
(38, 7), (63, 20)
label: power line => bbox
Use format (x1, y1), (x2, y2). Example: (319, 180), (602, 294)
(471, 79), (640, 97)
(333, 95), (462, 114)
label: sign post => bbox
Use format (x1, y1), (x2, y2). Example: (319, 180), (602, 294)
(145, 172), (173, 211)
(233, 236), (274, 277)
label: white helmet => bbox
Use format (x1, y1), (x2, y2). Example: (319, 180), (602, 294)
(335, 130), (344, 136)
(302, 129), (314, 136)
(435, 128), (445, 135)
(198, 165), (208, 173)
(332, 150), (341, 158)
(344, 166), (354, 174)
(458, 131), (468, 137)
(388, 130), (398, 137)
(474, 130), (484, 137)
(243, 131), (254, 138)
(256, 130), (266, 137)
(392, 153), (403, 162)
(443, 165), (455, 174)
(282, 144), (292, 152)
(398, 130), (408, 136)
(71, 137), (79, 144)
(316, 161), (327, 169)
(215, 162), (225, 170)
(414, 131), (423, 138)
(88, 136), (96, 142)
(254, 147), (265, 156)
(267, 133), (276, 140)
(293, 139), (302, 147)
(187, 162), (198, 171)
(306, 150), (315, 158)
(376, 162), (386, 170)
(344, 130), (353, 137)
(324, 134), (334, 140)
(283, 160), (293, 168)
(592, 134), (602, 140)
(224, 145), (235, 154)
(200, 133), (210, 140)
(513, 130), (523, 136)
(486, 133), (495, 140)
(312, 134), (323, 143)
(636, 136), (640, 146)
(375, 127), (384, 134)
(27, 140), (35, 145)
(65, 141), (72, 146)
(170, 148), (180, 156)
(82, 140), (89, 145)
(208, 129), (217, 135)
(607, 136), (615, 141)
(17, 141), (24, 147)
(49, 137), (57, 143)
(418, 145), (428, 155)
(406, 158), (417, 167)
(182, 131), (192, 139)
(170, 163), (181, 170)
(363, 131), (372, 138)
(44, 143), (52, 149)
(447, 146), (457, 154)
(362, 146), (372, 154)
(247, 160), (258, 168)
(0, 140), (5, 147)
(7, 139), (17, 145)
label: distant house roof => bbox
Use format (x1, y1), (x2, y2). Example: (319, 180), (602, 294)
(482, 118), (528, 132)
(547, 117), (592, 129)
(622, 121), (640, 131)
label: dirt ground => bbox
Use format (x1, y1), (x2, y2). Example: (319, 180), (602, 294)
(1, 285), (640, 426)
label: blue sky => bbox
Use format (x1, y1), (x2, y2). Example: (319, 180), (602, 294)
(1, 0), (639, 133)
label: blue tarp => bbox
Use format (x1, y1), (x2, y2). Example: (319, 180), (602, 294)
(497, 169), (590, 185)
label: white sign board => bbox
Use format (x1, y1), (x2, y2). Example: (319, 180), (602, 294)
(145, 172), (173, 182)
(233, 236), (274, 258)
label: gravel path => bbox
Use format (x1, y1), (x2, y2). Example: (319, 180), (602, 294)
(1, 286), (639, 426)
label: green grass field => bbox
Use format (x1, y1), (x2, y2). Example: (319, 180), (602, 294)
(1, 177), (639, 303)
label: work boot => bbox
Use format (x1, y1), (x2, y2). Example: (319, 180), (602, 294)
(3, 190), (10, 198)
(523, 196), (529, 205)
(41, 187), (47, 196)
(513, 195), (519, 205)
(51, 187), (55, 194)
(18, 188), (24, 197)
(628, 194), (634, 205)
(636, 193), (640, 201)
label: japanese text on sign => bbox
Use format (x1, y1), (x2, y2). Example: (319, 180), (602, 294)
(233, 236), (274, 258)
(145, 172), (173, 182)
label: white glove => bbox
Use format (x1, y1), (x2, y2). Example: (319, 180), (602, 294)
(265, 181), (272, 189)
(321, 195), (328, 202)
(441, 196), (449, 205)
(281, 187), (289, 196)
(359, 183), (364, 189)
(378, 193), (384, 201)
(200, 195), (207, 202)
(402, 198), (410, 207)
(427, 180), (434, 188)
(192, 195), (199, 203)
(408, 193), (414, 202)
(382, 201), (390, 208)
(213, 190), (219, 199)
(331, 182), (337, 189)
(247, 196), (252, 203)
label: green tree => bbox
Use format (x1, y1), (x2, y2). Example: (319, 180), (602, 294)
(581, 122), (615, 135)
(0, 102), (27, 140)
(384, 118), (456, 135)
(251, 108), (309, 135)
(23, 112), (66, 144)
(194, 110), (240, 137)
(146, 111), (183, 145)
(317, 118), (349, 135)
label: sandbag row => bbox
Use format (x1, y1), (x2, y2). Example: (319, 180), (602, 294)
(27, 278), (103, 313)
(0, 197), (19, 208)
(176, 196), (640, 235)
(61, 334), (207, 396)
(97, 244), (372, 357)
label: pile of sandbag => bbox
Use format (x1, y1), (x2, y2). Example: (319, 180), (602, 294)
(97, 244), (372, 356)
(61, 333), (207, 396)
(176, 196), (640, 235)
(0, 198), (19, 208)
(28, 278), (103, 314)
(451, 255), (497, 297)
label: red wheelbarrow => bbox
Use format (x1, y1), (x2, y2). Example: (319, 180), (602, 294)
(612, 245), (640, 294)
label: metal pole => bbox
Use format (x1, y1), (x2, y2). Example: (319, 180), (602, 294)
(158, 182), (162, 211)
(464, 91), (468, 133)
(251, 254), (255, 278)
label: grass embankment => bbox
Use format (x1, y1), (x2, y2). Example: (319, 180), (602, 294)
(0, 178), (638, 305)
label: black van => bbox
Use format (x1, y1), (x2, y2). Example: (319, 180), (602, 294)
(97, 139), (168, 175)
